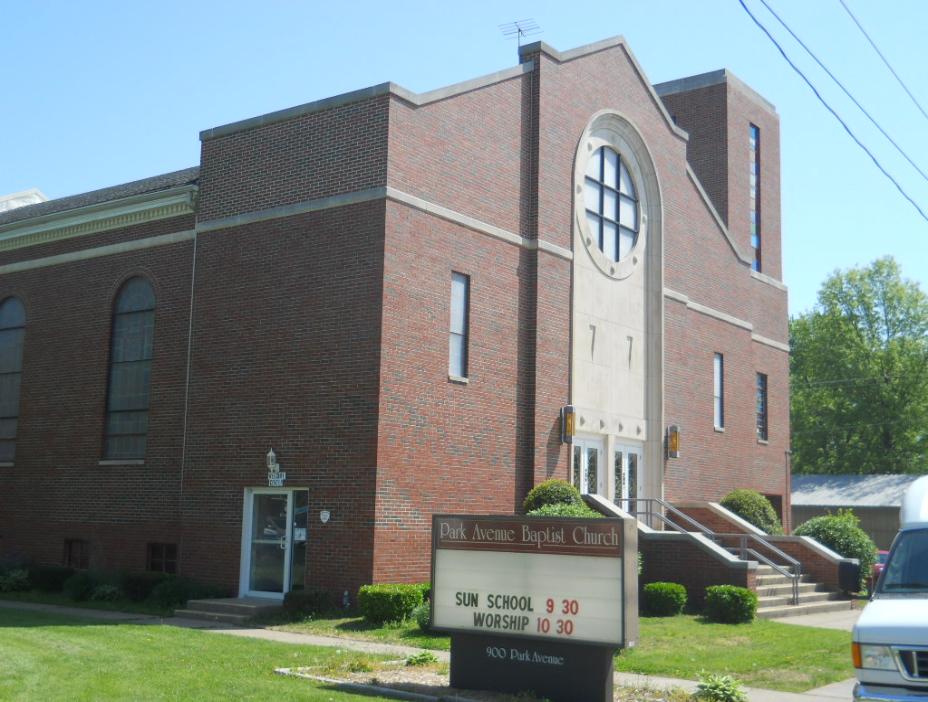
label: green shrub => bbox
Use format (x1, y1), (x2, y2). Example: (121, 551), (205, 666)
(63, 572), (98, 602)
(415, 582), (431, 601)
(149, 577), (207, 609)
(704, 585), (758, 624)
(527, 502), (602, 518)
(121, 572), (171, 602)
(29, 565), (75, 593)
(696, 672), (747, 702)
(794, 509), (875, 591)
(0, 569), (30, 592)
(522, 479), (583, 513)
(357, 584), (424, 625)
(642, 582), (687, 616)
(405, 651), (438, 666)
(90, 584), (123, 601)
(283, 588), (331, 618)
(412, 601), (431, 631)
(719, 489), (783, 535)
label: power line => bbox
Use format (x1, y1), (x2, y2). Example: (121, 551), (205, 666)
(736, 0), (928, 224)
(757, 0), (928, 185)
(837, 0), (928, 126)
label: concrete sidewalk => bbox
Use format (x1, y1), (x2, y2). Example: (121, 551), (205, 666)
(0, 600), (858, 702)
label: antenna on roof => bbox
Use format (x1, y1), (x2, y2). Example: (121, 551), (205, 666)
(499, 19), (542, 48)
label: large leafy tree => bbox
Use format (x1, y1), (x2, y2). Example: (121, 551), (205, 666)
(790, 257), (928, 474)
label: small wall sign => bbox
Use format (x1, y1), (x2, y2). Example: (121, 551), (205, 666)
(266, 449), (286, 487)
(319, 510), (330, 524)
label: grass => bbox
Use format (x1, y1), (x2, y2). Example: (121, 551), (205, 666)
(0, 589), (172, 616)
(275, 613), (854, 693)
(616, 615), (853, 692)
(0, 608), (397, 701)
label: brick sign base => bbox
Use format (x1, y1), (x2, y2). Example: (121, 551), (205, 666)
(450, 632), (615, 702)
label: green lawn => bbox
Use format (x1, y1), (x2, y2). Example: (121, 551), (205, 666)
(275, 614), (854, 693)
(0, 608), (396, 701)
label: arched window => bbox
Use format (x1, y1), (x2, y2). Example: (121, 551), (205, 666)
(0, 297), (25, 463)
(104, 277), (155, 460)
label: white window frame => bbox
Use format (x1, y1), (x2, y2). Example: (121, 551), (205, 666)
(448, 272), (469, 380)
(713, 352), (724, 430)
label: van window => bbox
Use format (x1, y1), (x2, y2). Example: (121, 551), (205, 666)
(879, 528), (928, 594)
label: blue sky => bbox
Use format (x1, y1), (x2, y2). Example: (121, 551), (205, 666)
(3, 1), (926, 315)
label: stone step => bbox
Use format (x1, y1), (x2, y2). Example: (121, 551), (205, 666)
(755, 573), (812, 586)
(185, 597), (282, 617)
(755, 582), (824, 597)
(757, 591), (842, 608)
(173, 609), (253, 625)
(756, 598), (854, 620)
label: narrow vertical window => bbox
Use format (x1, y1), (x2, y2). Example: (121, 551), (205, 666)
(756, 372), (768, 441)
(0, 297), (25, 463)
(448, 272), (469, 379)
(104, 277), (155, 460)
(713, 353), (724, 429)
(749, 124), (762, 272)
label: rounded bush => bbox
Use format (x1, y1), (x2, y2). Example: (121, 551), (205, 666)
(719, 489), (783, 535)
(149, 577), (205, 609)
(28, 565), (75, 593)
(90, 584), (123, 601)
(121, 572), (171, 602)
(704, 585), (758, 624)
(527, 502), (602, 518)
(522, 479), (583, 513)
(283, 588), (332, 618)
(412, 601), (431, 632)
(642, 582), (687, 616)
(794, 510), (875, 591)
(0, 569), (30, 593)
(63, 572), (98, 602)
(357, 584), (424, 625)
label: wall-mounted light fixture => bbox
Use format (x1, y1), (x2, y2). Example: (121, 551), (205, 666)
(560, 405), (576, 444)
(666, 425), (681, 459)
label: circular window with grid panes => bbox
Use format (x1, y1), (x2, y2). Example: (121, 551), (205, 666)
(583, 146), (640, 264)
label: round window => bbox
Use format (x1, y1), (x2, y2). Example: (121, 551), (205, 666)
(582, 146), (639, 263)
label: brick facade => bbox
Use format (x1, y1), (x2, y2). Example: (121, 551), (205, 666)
(0, 36), (789, 597)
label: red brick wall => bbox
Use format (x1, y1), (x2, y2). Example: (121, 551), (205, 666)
(198, 96), (389, 222)
(180, 201), (386, 593)
(0, 220), (194, 572)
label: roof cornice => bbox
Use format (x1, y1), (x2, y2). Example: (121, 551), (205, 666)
(0, 185), (197, 253)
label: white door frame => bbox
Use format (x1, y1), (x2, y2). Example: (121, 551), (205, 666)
(613, 442), (644, 513)
(573, 435), (606, 496)
(239, 488), (300, 600)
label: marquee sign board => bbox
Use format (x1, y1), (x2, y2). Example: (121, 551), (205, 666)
(431, 514), (638, 701)
(431, 515), (636, 647)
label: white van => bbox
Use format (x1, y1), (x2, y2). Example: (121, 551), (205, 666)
(853, 475), (928, 701)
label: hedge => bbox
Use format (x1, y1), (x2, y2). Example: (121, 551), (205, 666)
(522, 479), (583, 513)
(703, 585), (757, 623)
(794, 509), (875, 591)
(357, 584), (424, 624)
(720, 489), (783, 535)
(642, 582), (687, 616)
(527, 502), (602, 518)
(283, 588), (332, 618)
(28, 565), (75, 593)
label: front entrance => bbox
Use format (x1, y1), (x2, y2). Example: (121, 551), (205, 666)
(613, 443), (643, 513)
(573, 437), (605, 495)
(239, 489), (308, 599)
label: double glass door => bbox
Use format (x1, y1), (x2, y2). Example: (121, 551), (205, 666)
(242, 490), (308, 598)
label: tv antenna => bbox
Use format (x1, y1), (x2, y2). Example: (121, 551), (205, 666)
(499, 19), (542, 47)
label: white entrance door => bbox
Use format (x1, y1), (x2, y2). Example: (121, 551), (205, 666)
(613, 443), (643, 513)
(240, 489), (309, 599)
(573, 437), (605, 496)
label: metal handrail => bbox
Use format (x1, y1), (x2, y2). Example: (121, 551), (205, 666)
(622, 497), (802, 604)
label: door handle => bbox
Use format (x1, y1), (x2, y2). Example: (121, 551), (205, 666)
(279, 537), (287, 551)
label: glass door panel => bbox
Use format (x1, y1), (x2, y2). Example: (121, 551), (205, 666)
(613, 444), (643, 515)
(289, 490), (308, 593)
(249, 493), (288, 594)
(573, 438), (604, 495)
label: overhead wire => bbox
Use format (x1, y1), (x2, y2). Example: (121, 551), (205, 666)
(837, 0), (928, 126)
(736, 0), (928, 224)
(757, 0), (928, 186)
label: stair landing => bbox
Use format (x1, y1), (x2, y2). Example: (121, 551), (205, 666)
(174, 597), (282, 625)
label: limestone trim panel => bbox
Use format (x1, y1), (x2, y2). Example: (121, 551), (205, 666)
(0, 186), (197, 253)
(196, 186), (573, 261)
(0, 230), (196, 275)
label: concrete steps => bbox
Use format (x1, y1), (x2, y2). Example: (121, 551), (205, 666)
(750, 565), (851, 619)
(174, 597), (282, 625)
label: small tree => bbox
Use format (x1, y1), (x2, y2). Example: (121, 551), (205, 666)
(794, 509), (876, 591)
(719, 489), (783, 535)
